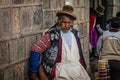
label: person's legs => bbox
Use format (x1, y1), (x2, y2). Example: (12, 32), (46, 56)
(109, 60), (120, 80)
(90, 48), (98, 61)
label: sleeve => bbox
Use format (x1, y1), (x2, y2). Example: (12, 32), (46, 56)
(97, 27), (104, 34)
(32, 33), (50, 53)
(29, 51), (41, 73)
(97, 35), (103, 56)
(29, 33), (51, 73)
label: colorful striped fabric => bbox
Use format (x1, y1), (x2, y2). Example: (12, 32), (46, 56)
(32, 33), (51, 53)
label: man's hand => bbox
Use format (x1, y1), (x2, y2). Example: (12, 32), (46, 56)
(96, 24), (100, 29)
(39, 65), (48, 80)
(30, 73), (40, 80)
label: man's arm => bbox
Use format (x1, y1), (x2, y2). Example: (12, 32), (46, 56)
(29, 51), (41, 80)
(29, 33), (50, 80)
(97, 35), (103, 58)
(96, 24), (104, 34)
(39, 65), (48, 80)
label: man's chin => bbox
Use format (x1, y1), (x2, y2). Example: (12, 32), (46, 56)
(62, 29), (69, 32)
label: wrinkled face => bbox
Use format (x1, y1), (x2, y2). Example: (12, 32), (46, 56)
(60, 16), (73, 32)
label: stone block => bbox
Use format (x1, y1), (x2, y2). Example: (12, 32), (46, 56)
(82, 22), (87, 36)
(78, 23), (83, 36)
(9, 39), (18, 63)
(83, 52), (90, 68)
(79, 0), (85, 7)
(53, 10), (58, 24)
(43, 11), (53, 29)
(0, 41), (9, 66)
(80, 8), (85, 21)
(33, 0), (42, 3)
(14, 63), (24, 80)
(113, 7), (120, 17)
(80, 38), (84, 51)
(56, 0), (65, 8)
(4, 0), (12, 5)
(83, 37), (89, 52)
(50, 0), (57, 9)
(32, 6), (43, 31)
(11, 8), (20, 35)
(0, 71), (4, 80)
(0, 8), (11, 33)
(24, 61), (30, 80)
(4, 67), (14, 80)
(73, 0), (84, 7)
(43, 0), (50, 9)
(74, 8), (80, 21)
(21, 7), (32, 27)
(18, 38), (25, 60)
(13, 0), (24, 4)
(113, 0), (120, 6)
(87, 22), (89, 34)
(24, 0), (33, 4)
(73, 0), (80, 7)
(20, 7), (32, 34)
(84, 0), (90, 7)
(85, 8), (89, 21)
(0, 8), (12, 41)
(0, 0), (5, 5)
(25, 36), (37, 57)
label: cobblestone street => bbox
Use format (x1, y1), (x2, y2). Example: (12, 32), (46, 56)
(89, 58), (99, 80)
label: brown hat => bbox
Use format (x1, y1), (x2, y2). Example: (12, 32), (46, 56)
(95, 5), (105, 15)
(56, 5), (77, 20)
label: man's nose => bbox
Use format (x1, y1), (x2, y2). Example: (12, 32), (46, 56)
(65, 22), (71, 26)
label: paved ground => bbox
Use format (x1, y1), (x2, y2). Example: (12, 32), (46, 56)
(89, 58), (99, 80)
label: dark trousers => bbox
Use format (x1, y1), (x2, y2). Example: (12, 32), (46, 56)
(109, 60), (120, 80)
(90, 48), (97, 58)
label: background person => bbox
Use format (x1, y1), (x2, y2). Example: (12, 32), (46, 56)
(89, 5), (105, 60)
(97, 17), (120, 80)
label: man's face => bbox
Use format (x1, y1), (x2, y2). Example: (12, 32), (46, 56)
(60, 16), (73, 32)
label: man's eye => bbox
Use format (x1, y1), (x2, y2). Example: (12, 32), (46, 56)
(62, 22), (71, 24)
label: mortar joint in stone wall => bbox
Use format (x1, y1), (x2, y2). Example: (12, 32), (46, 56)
(0, 3), (42, 9)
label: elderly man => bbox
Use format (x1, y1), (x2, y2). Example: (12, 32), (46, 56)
(29, 4), (90, 80)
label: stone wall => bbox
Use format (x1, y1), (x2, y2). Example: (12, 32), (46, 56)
(106, 0), (120, 18)
(0, 0), (90, 80)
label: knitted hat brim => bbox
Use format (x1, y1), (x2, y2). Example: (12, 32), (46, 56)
(56, 11), (77, 20)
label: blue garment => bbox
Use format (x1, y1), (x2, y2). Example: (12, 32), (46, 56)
(97, 27), (104, 34)
(29, 51), (40, 73)
(61, 29), (71, 49)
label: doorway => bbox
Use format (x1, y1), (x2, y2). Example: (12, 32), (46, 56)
(90, 0), (109, 30)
